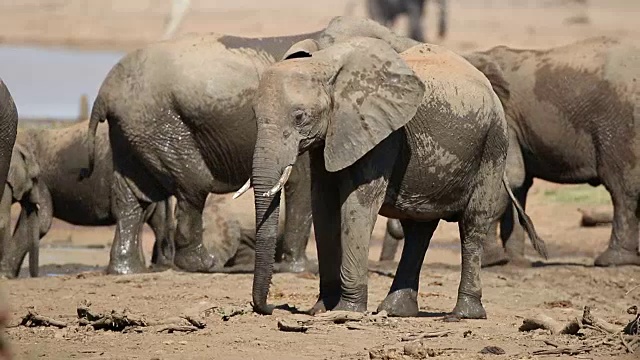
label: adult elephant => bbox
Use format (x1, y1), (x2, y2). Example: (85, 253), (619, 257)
(460, 36), (640, 267)
(0, 79), (18, 360)
(366, 0), (447, 42)
(84, 16), (420, 275)
(0, 121), (174, 278)
(244, 37), (547, 318)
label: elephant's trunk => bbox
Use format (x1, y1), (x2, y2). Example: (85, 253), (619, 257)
(80, 95), (106, 179)
(251, 131), (296, 315)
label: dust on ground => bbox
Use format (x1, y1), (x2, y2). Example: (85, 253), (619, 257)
(2, 0), (640, 359)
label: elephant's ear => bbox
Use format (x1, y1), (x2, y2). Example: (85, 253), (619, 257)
(323, 38), (425, 172)
(463, 53), (510, 106)
(7, 144), (40, 202)
(281, 39), (319, 61)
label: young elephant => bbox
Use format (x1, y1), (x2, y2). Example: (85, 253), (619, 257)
(245, 37), (547, 318)
(464, 37), (640, 267)
(0, 121), (174, 278)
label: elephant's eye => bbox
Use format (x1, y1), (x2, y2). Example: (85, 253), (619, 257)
(292, 109), (307, 127)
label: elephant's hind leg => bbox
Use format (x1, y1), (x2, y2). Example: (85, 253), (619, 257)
(594, 180), (640, 266)
(377, 219), (438, 317)
(108, 170), (148, 275)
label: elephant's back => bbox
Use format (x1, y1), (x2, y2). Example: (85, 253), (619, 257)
(33, 122), (113, 225)
(402, 43), (503, 129)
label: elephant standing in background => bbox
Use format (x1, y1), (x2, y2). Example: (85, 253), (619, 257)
(366, 0), (447, 42)
(0, 79), (18, 360)
(459, 36), (640, 267)
(84, 16), (420, 275)
(246, 37), (546, 318)
(0, 121), (174, 278)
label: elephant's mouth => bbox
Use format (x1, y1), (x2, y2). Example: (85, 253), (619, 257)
(233, 164), (293, 199)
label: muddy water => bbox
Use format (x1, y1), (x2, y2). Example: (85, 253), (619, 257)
(0, 45), (123, 119)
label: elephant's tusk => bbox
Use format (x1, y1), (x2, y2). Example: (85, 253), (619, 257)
(233, 178), (251, 199)
(262, 165), (293, 197)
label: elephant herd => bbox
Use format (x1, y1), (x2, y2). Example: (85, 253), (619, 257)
(0, 15), (638, 320)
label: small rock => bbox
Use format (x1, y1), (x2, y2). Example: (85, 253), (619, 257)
(479, 346), (505, 355)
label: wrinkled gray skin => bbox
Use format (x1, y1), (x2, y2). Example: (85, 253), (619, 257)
(0, 80), (15, 360)
(84, 16), (419, 275)
(248, 37), (547, 319)
(461, 37), (640, 268)
(0, 80), (18, 271)
(366, 0), (447, 42)
(0, 121), (174, 278)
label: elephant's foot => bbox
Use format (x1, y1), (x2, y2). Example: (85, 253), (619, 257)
(333, 298), (367, 313)
(174, 243), (216, 272)
(481, 247), (509, 268)
(107, 256), (148, 275)
(377, 289), (419, 317)
(276, 257), (318, 274)
(451, 294), (486, 319)
(308, 296), (340, 315)
(594, 247), (640, 267)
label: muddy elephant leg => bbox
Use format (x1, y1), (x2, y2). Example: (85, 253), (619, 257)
(172, 192), (216, 272)
(379, 218), (404, 262)
(594, 183), (640, 266)
(332, 140), (394, 313)
(149, 198), (176, 269)
(0, 185), (12, 263)
(108, 170), (149, 275)
(378, 219), (439, 317)
(279, 152), (314, 273)
(308, 150), (342, 315)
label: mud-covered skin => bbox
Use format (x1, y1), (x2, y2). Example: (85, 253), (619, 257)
(0, 122), (173, 278)
(464, 37), (640, 267)
(366, 0), (448, 42)
(250, 38), (545, 318)
(0, 80), (17, 206)
(86, 16), (423, 275)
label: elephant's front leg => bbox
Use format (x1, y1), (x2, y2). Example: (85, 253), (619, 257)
(378, 219), (438, 317)
(108, 170), (148, 275)
(308, 150), (342, 315)
(334, 171), (391, 312)
(280, 152), (314, 273)
(172, 192), (216, 272)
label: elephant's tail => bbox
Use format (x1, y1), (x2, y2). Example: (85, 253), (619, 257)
(502, 173), (548, 259)
(80, 95), (107, 180)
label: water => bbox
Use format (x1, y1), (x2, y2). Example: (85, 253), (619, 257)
(0, 45), (124, 119)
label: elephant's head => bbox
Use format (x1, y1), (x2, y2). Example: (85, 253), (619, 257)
(7, 144), (40, 205)
(248, 37), (425, 314)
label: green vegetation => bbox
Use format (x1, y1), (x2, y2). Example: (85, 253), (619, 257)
(542, 184), (611, 205)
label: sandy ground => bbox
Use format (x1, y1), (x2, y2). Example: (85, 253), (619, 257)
(2, 0), (640, 359)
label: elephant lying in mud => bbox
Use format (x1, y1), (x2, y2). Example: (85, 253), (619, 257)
(0, 121), (175, 278)
(381, 37), (640, 268)
(84, 16), (420, 275)
(244, 37), (547, 319)
(366, 0), (448, 42)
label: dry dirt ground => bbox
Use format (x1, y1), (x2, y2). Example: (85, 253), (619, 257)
(2, 0), (640, 359)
